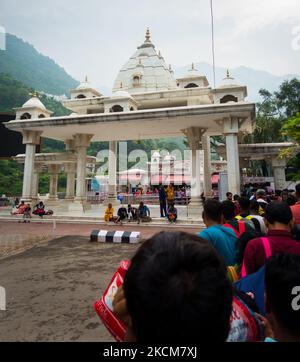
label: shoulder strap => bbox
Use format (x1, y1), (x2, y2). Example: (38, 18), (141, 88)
(241, 236), (272, 278)
(241, 261), (247, 278)
(227, 266), (239, 282)
(238, 220), (246, 234)
(261, 237), (272, 259)
(223, 223), (240, 238)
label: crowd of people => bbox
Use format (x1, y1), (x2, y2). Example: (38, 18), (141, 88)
(105, 184), (181, 224)
(104, 202), (153, 225)
(98, 183), (300, 343)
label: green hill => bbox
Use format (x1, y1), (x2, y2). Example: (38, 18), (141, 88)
(0, 73), (70, 116)
(0, 33), (79, 95)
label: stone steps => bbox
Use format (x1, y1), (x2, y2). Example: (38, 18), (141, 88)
(0, 214), (204, 228)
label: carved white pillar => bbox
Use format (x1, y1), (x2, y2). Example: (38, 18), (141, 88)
(223, 118), (241, 196)
(184, 127), (206, 207)
(32, 164), (43, 199)
(21, 130), (42, 202)
(64, 163), (76, 200)
(74, 134), (93, 201)
(202, 135), (212, 198)
(107, 140), (118, 204)
(48, 164), (60, 201)
(271, 157), (287, 190)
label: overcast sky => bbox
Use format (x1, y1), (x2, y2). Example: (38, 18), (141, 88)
(0, 0), (299, 90)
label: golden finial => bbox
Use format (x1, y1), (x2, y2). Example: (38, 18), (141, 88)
(29, 91), (39, 98)
(145, 27), (151, 42)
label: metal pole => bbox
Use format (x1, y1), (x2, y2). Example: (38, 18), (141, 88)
(210, 0), (216, 88)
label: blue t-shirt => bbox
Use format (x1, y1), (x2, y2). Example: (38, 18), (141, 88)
(199, 225), (237, 265)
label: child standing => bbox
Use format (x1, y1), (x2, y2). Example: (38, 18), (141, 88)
(21, 204), (32, 223)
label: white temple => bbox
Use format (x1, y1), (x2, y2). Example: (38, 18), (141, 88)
(6, 28), (286, 218)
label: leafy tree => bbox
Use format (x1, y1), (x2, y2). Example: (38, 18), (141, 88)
(280, 113), (300, 181)
(0, 160), (23, 196)
(243, 79), (300, 178)
(281, 113), (300, 144)
(275, 78), (300, 118)
(244, 88), (284, 144)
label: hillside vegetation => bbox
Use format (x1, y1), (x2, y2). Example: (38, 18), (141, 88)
(0, 33), (79, 95)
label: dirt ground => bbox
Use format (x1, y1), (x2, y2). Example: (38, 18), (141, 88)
(0, 222), (200, 341)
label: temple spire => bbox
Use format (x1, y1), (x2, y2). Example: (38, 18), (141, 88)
(145, 27), (151, 42)
(138, 27), (154, 48)
(189, 62), (198, 72)
(29, 91), (39, 98)
(224, 69), (234, 80)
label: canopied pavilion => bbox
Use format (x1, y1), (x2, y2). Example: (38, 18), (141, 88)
(13, 152), (96, 201)
(216, 142), (297, 190)
(5, 29), (256, 215)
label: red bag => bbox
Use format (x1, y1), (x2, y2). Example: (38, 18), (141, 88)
(227, 296), (263, 342)
(94, 260), (130, 342)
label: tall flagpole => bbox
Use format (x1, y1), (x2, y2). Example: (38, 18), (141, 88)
(210, 0), (216, 88)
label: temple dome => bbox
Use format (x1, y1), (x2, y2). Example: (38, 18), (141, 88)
(76, 76), (91, 90)
(22, 96), (46, 110)
(218, 70), (240, 88)
(112, 29), (177, 94)
(183, 63), (201, 78)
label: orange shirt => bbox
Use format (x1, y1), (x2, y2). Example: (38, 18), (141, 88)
(291, 201), (300, 224)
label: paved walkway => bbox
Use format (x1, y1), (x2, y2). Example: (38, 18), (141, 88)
(0, 220), (201, 240)
(0, 223), (201, 341)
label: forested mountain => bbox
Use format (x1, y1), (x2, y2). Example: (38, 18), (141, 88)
(0, 33), (79, 95)
(0, 73), (70, 116)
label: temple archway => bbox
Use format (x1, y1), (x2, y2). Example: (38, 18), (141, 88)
(184, 83), (198, 88)
(20, 113), (32, 120)
(220, 94), (238, 103)
(110, 105), (124, 112)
